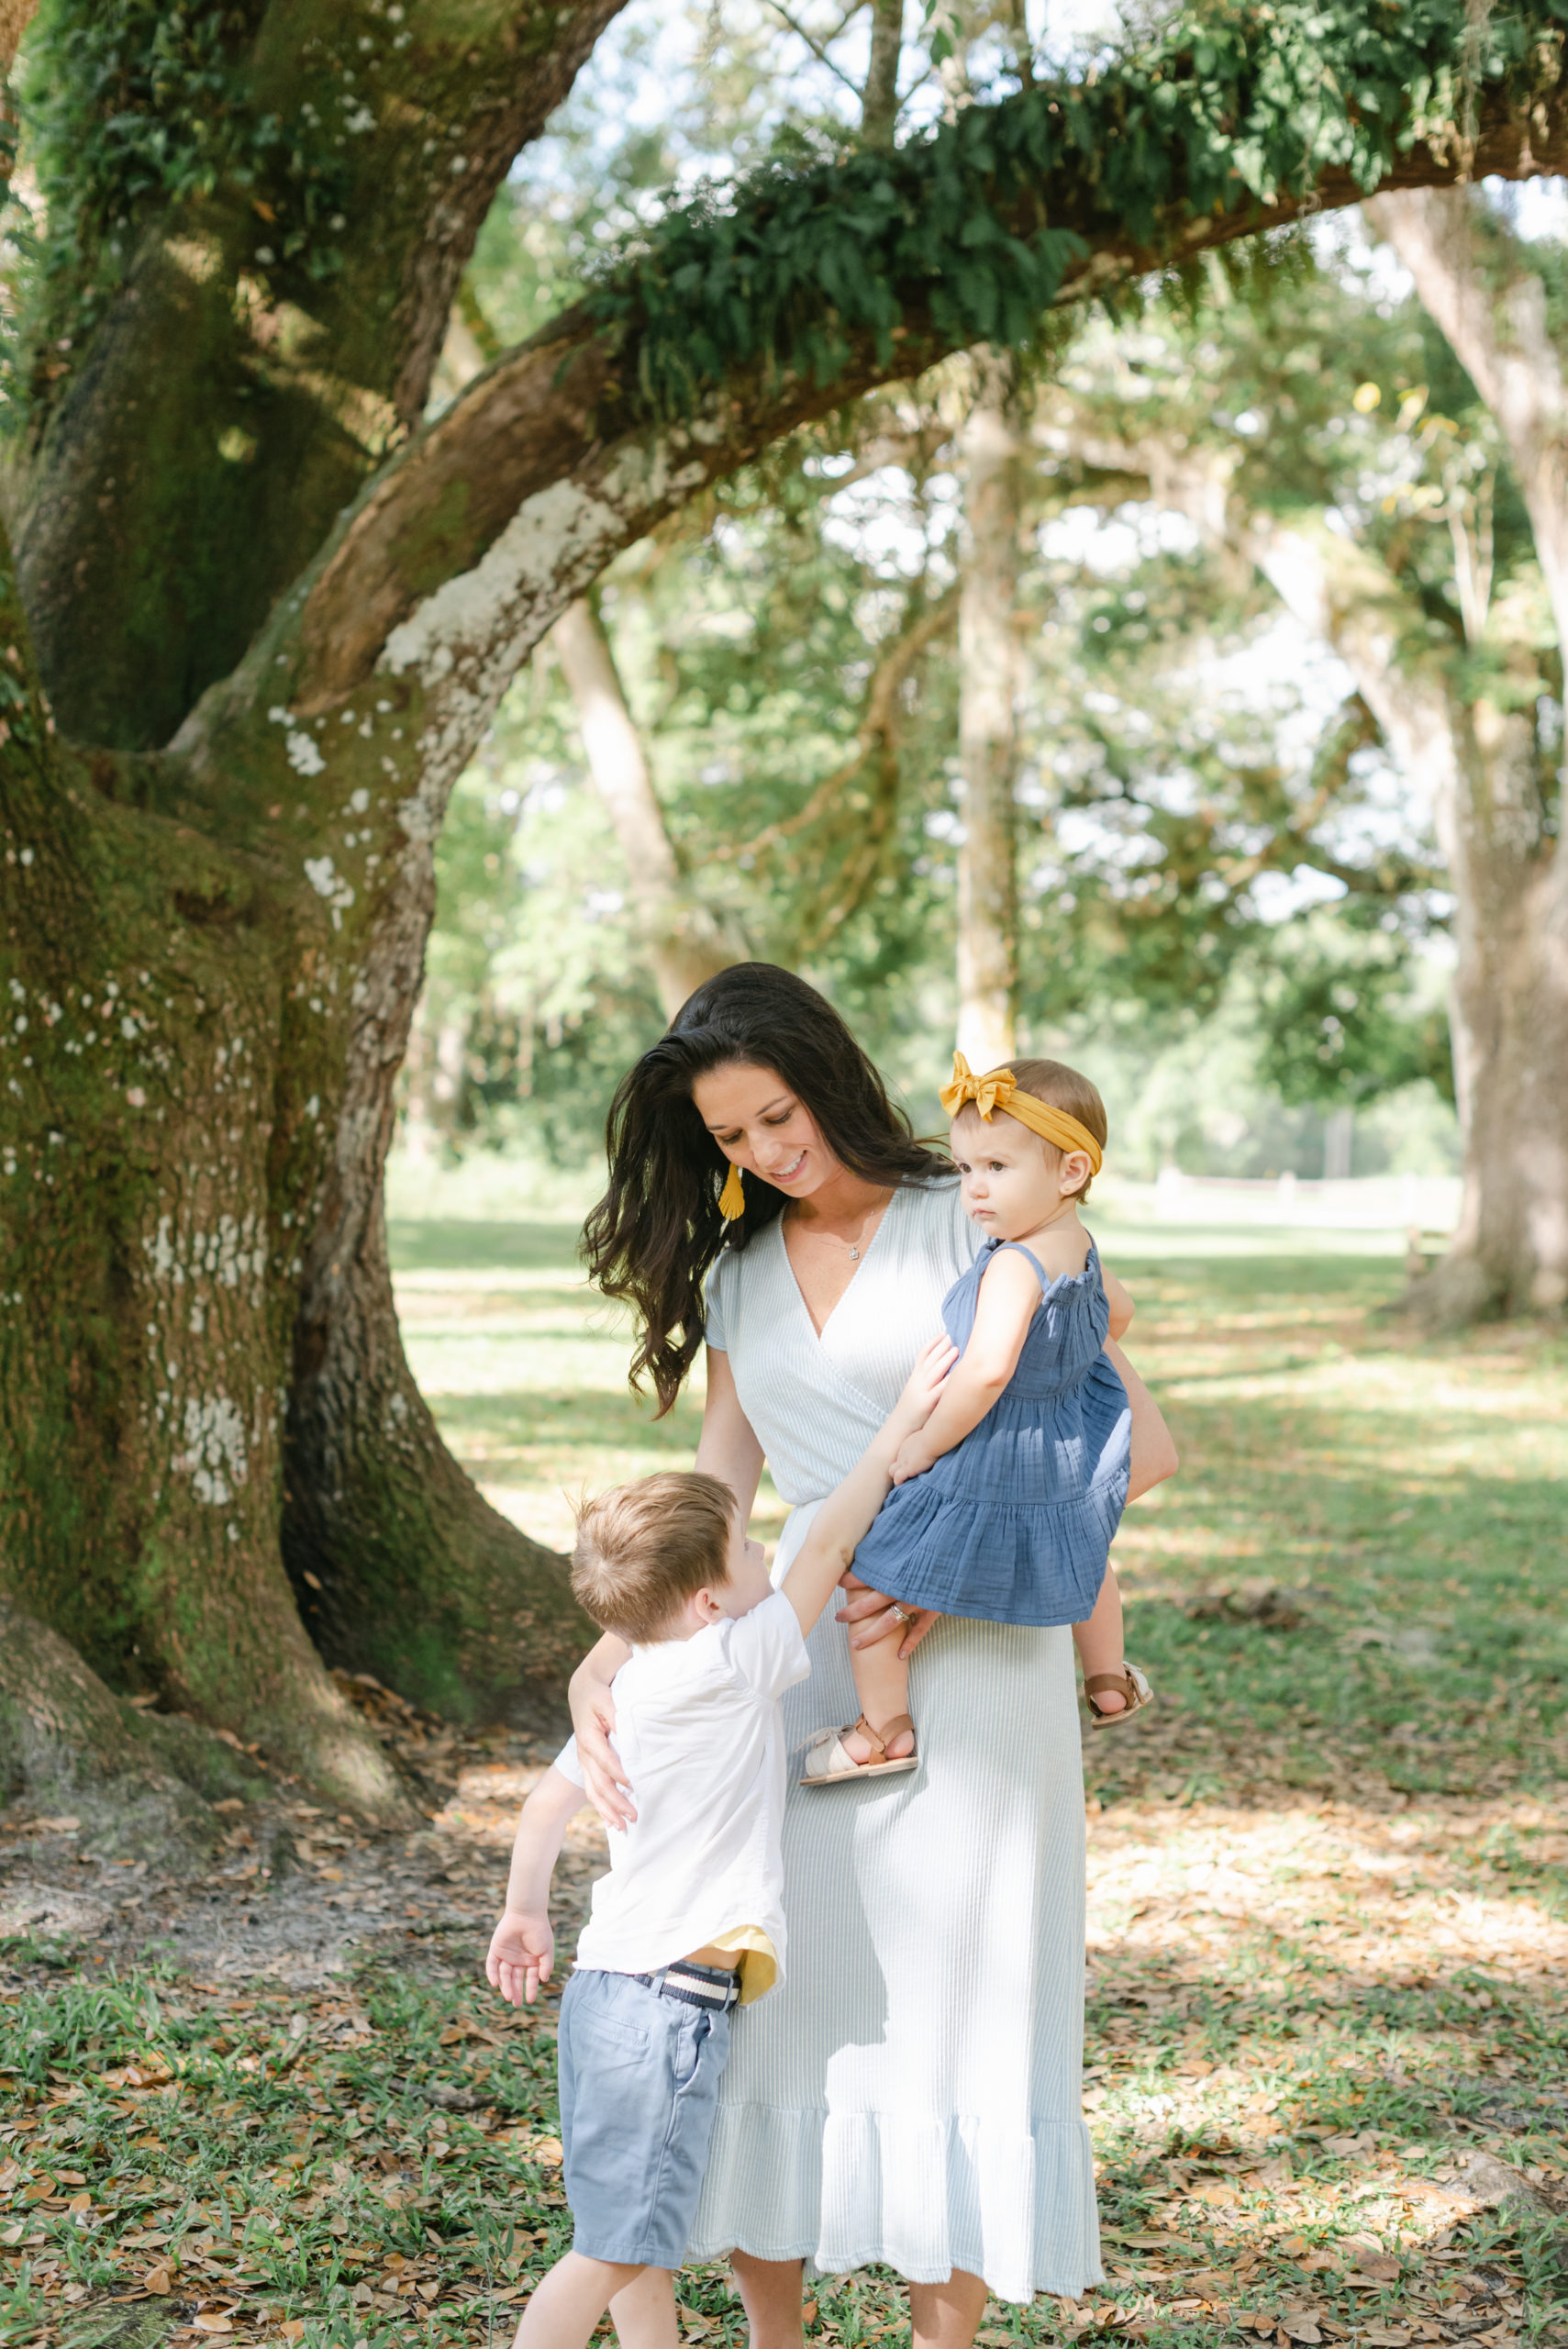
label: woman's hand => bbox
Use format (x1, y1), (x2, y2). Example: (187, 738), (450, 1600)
(569, 1658), (636, 1830)
(836, 1570), (940, 1661)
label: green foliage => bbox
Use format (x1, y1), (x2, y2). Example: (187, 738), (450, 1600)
(587, 0), (1568, 419)
(1255, 930), (1454, 1110)
(14, 0), (353, 410)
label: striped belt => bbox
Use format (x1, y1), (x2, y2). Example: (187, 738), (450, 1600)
(636, 1958), (742, 2012)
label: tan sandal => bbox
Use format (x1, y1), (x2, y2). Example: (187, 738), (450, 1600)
(1084, 1664), (1153, 1728)
(800, 1713), (918, 1787)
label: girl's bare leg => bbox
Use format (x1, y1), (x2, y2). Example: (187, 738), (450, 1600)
(1073, 1570), (1127, 1711)
(606, 2267), (681, 2349)
(730, 2254), (805, 2349)
(908, 2267), (989, 2349)
(842, 1629), (915, 1764)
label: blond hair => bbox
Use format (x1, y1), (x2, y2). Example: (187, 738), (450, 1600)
(572, 1471), (736, 1643)
(994, 1056), (1107, 1201)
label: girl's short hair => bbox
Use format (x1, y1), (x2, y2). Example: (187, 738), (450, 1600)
(572, 1472), (737, 1643)
(1004, 1057), (1107, 1202)
(582, 963), (950, 1416)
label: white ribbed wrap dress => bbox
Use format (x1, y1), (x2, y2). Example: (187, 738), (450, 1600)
(688, 1177), (1102, 2304)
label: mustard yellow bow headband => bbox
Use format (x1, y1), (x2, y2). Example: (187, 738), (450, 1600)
(939, 1051), (1104, 1174)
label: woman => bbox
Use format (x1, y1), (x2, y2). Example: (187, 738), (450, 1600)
(576, 964), (1177, 2347)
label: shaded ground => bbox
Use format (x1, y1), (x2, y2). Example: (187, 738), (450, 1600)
(3, 1219), (1565, 2349)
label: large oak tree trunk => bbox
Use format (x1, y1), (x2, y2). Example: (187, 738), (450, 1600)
(0, 528), (415, 1813)
(0, 2), (622, 1780)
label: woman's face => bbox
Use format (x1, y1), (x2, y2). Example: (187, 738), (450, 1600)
(692, 1062), (840, 1201)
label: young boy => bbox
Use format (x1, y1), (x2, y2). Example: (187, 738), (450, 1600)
(484, 1334), (956, 2349)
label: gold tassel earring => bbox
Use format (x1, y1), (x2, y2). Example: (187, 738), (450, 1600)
(718, 1163), (746, 1221)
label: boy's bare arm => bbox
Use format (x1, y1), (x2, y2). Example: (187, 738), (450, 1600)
(485, 1765), (584, 2008)
(780, 1336), (957, 1636)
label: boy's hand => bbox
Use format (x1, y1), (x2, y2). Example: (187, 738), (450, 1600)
(485, 1909), (554, 2007)
(886, 1335), (957, 1442)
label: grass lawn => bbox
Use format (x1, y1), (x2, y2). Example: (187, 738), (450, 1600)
(3, 1208), (1565, 2349)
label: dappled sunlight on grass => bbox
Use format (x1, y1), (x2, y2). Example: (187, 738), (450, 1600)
(384, 1209), (1568, 2342)
(4, 1212), (1559, 2349)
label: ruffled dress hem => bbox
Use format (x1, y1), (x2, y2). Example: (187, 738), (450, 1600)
(688, 2105), (1103, 2305)
(854, 1468), (1129, 1624)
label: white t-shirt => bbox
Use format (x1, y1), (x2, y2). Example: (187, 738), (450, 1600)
(556, 1589), (809, 1997)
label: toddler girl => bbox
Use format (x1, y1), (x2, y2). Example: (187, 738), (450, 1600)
(800, 1051), (1153, 1786)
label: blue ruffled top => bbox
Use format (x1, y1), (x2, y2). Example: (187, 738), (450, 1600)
(850, 1235), (1131, 1627)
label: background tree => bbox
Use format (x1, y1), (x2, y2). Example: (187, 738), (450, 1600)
(1026, 210), (1564, 1314)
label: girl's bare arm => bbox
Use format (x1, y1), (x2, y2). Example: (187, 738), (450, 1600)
(889, 1251), (1039, 1482)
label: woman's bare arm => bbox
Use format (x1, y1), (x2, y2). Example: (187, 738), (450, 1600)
(694, 1345), (766, 1520)
(568, 1634), (634, 1826)
(1106, 1337), (1178, 1499)
(1102, 1264), (1135, 1343)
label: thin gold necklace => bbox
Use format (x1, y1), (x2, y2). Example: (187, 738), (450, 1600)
(794, 1190), (888, 1262)
(844, 1192), (890, 1261)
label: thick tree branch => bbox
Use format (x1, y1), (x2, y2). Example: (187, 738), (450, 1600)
(250, 17), (1568, 759)
(16, 0), (629, 751)
(862, 0), (906, 146)
(0, 0), (37, 75)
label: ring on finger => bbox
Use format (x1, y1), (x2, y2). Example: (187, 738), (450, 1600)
(888, 1603), (909, 1622)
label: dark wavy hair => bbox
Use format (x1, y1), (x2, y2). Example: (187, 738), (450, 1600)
(582, 963), (950, 1415)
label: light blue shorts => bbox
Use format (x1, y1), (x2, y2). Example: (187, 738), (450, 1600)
(557, 1966), (734, 2267)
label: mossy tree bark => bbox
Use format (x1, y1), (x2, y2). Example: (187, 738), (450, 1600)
(4, 3), (1568, 1819)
